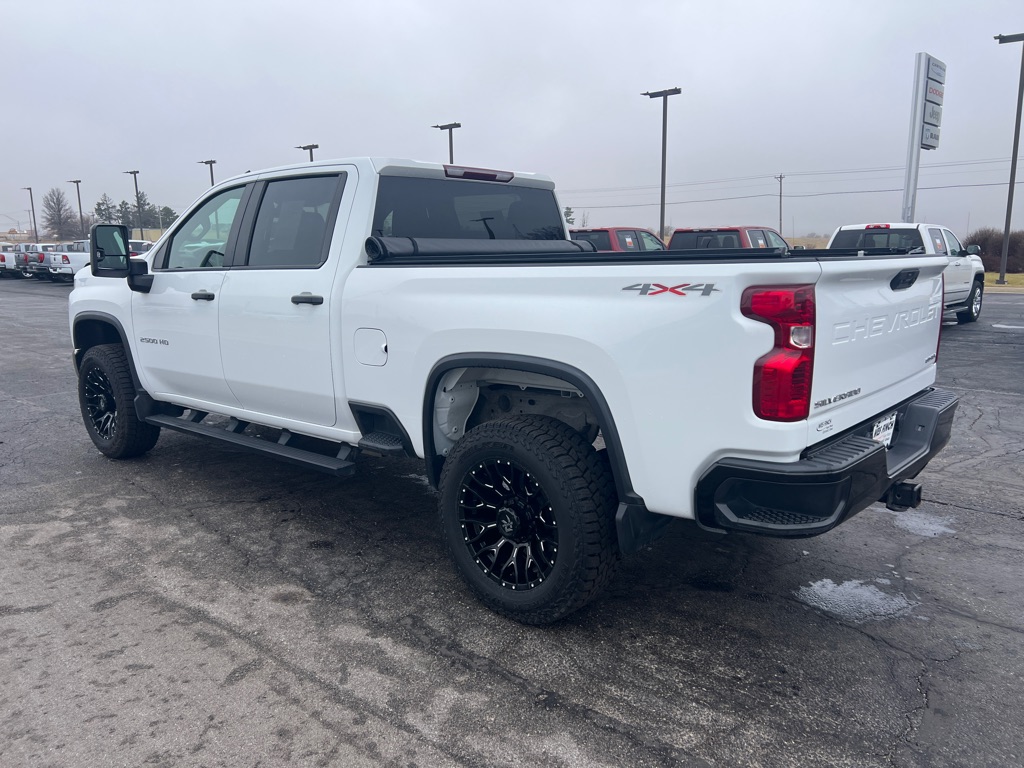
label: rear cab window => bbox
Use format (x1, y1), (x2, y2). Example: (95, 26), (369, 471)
(830, 228), (925, 251)
(669, 230), (743, 249)
(372, 176), (564, 241)
(570, 230), (612, 250)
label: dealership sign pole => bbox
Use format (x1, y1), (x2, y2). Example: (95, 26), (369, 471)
(902, 53), (945, 223)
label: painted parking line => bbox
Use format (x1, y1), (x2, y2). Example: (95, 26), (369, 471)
(992, 324), (1024, 329)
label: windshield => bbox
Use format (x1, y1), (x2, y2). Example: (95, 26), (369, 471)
(830, 228), (924, 250)
(373, 177), (564, 240)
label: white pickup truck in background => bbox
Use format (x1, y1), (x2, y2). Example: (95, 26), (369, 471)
(49, 240), (91, 282)
(827, 223), (985, 323)
(69, 158), (958, 623)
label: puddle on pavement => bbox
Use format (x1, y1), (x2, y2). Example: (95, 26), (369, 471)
(795, 578), (918, 623)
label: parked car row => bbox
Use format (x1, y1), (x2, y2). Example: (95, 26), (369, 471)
(568, 224), (794, 252)
(0, 239), (152, 281)
(569, 221), (985, 323)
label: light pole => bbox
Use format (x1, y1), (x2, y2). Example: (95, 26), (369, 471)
(642, 87), (681, 240)
(21, 187), (38, 241)
(67, 179), (85, 237)
(995, 32), (1024, 285)
(123, 170), (143, 241)
(774, 174), (785, 235)
(432, 122), (461, 164)
(295, 144), (318, 162)
(198, 159), (216, 186)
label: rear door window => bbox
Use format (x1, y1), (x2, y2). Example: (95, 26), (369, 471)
(928, 228), (947, 254)
(244, 175), (343, 268)
(766, 230), (788, 249)
(373, 176), (564, 240)
(616, 230), (640, 251)
(746, 230), (768, 248)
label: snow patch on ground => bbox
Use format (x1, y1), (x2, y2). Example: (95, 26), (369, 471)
(888, 509), (956, 537)
(795, 579), (918, 623)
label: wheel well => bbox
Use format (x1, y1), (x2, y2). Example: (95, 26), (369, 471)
(72, 316), (143, 391)
(423, 357), (640, 507)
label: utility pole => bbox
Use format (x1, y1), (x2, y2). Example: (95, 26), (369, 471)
(432, 122), (461, 164)
(21, 187), (38, 241)
(198, 159), (217, 186)
(774, 174), (785, 235)
(995, 32), (1024, 284)
(642, 87), (681, 240)
(67, 179), (85, 237)
(295, 144), (319, 162)
(124, 170), (143, 241)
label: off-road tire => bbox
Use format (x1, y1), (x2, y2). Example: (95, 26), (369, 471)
(78, 344), (161, 458)
(438, 415), (618, 625)
(956, 280), (983, 324)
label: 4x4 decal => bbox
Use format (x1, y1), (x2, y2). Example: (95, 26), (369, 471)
(622, 282), (720, 297)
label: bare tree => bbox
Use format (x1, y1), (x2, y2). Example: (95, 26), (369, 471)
(42, 188), (79, 240)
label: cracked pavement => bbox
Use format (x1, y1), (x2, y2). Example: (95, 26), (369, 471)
(1, 278), (1022, 767)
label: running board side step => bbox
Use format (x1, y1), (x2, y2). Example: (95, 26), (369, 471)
(145, 413), (357, 477)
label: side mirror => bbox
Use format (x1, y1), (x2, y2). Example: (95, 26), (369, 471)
(966, 244), (981, 256)
(90, 224), (130, 277)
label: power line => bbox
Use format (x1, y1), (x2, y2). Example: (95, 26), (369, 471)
(566, 179), (1023, 211)
(559, 156), (1023, 195)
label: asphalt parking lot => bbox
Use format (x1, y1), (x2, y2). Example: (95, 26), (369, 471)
(1, 277), (1022, 767)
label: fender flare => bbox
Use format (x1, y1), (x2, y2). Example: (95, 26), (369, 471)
(72, 311), (143, 391)
(421, 353), (642, 509)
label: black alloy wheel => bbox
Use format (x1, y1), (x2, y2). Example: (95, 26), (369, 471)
(83, 366), (118, 440)
(77, 344), (161, 458)
(438, 415), (618, 625)
(457, 457), (559, 590)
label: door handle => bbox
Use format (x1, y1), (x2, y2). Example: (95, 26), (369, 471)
(291, 293), (324, 305)
(191, 290), (215, 301)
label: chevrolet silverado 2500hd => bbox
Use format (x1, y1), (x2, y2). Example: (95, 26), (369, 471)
(70, 158), (958, 624)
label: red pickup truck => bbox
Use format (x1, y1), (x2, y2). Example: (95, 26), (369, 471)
(668, 226), (790, 250)
(569, 227), (665, 252)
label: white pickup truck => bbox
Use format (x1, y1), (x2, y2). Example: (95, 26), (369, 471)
(827, 223), (985, 323)
(49, 240), (91, 282)
(69, 158), (958, 623)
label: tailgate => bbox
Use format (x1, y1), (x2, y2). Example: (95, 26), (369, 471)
(809, 254), (946, 444)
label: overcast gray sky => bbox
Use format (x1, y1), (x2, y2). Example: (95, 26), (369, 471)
(3, 0), (1023, 239)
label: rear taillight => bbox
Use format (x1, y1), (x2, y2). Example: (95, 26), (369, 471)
(62, 255), (70, 264)
(0, 255), (5, 263)
(130, 251), (138, 258)
(36, 253), (45, 262)
(741, 285), (816, 422)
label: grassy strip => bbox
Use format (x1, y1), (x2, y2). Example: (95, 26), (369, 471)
(985, 272), (1024, 287)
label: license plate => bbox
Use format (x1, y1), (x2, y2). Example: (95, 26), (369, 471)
(871, 411), (897, 447)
